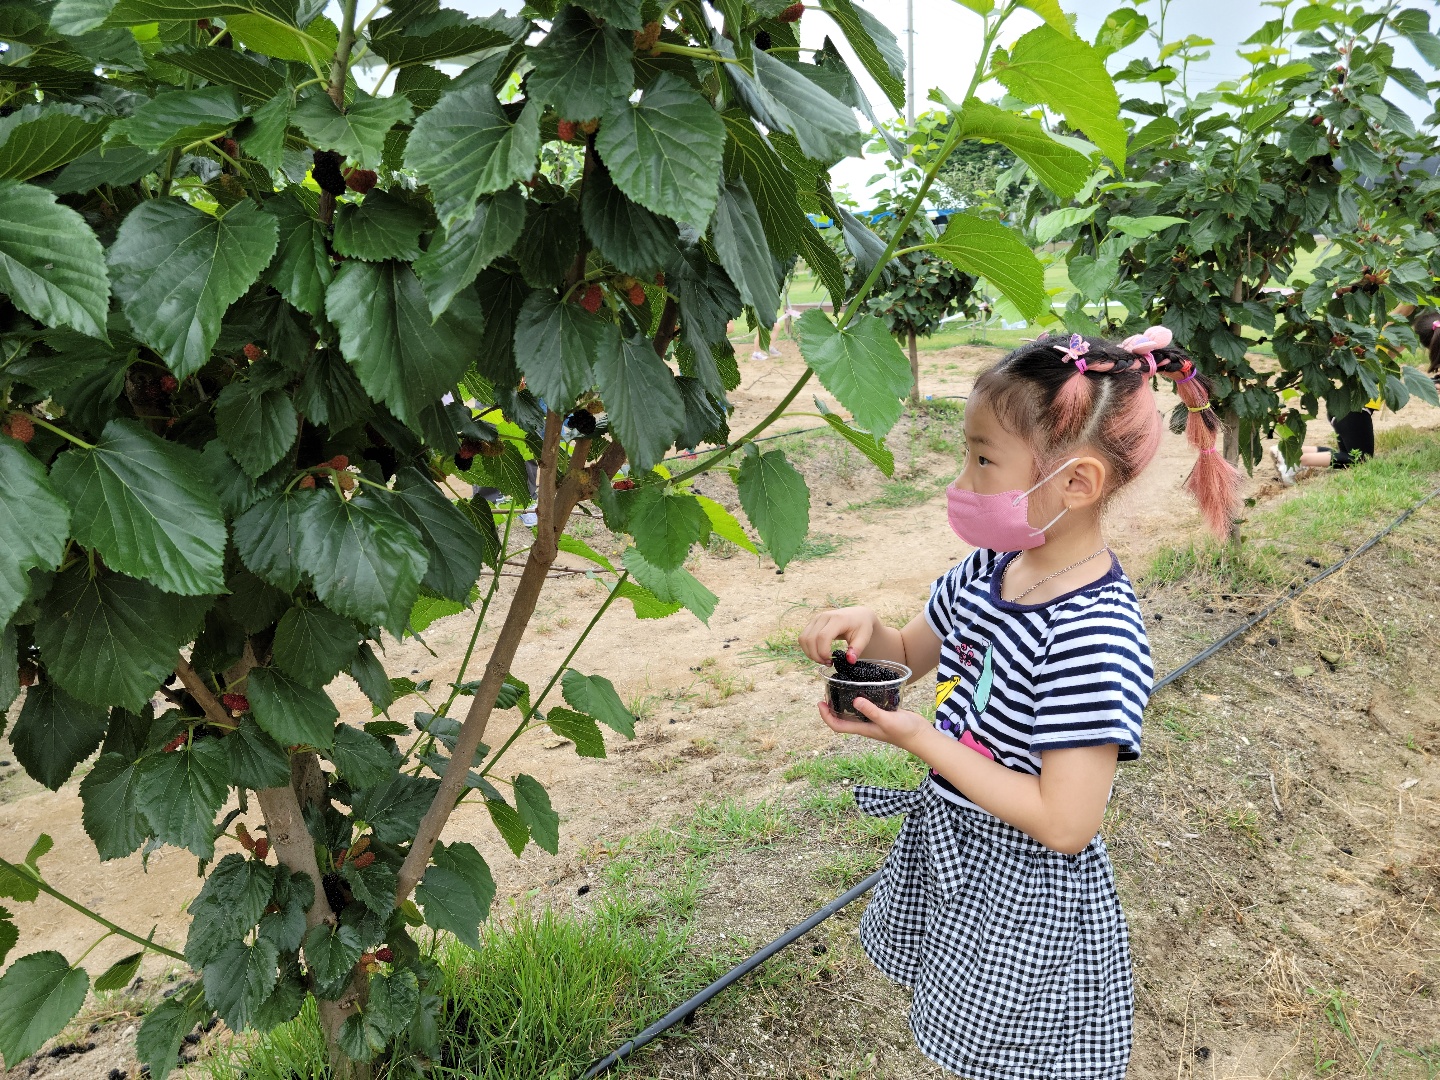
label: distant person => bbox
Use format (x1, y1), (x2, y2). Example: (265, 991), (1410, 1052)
(1270, 399), (1379, 484)
(1414, 307), (1440, 374)
(796, 327), (1239, 1080)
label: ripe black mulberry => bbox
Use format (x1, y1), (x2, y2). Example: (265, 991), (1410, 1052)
(312, 150), (347, 196)
(566, 409), (597, 436)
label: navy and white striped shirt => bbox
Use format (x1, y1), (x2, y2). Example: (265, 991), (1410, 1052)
(923, 548), (1152, 809)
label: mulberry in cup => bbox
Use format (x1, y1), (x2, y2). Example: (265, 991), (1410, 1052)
(825, 650), (911, 721)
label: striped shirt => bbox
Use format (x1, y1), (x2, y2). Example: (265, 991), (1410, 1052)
(923, 548), (1152, 809)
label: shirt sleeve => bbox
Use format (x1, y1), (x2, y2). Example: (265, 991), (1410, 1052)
(924, 550), (989, 641)
(1031, 598), (1152, 761)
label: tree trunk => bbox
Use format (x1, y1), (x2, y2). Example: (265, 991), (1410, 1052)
(908, 328), (920, 405)
(1221, 407), (1242, 544)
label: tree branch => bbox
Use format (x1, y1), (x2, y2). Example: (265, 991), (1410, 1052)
(533, 410), (563, 563)
(394, 442), (628, 904)
(174, 652), (336, 933)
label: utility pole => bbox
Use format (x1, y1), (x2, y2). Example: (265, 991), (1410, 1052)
(906, 0), (916, 126)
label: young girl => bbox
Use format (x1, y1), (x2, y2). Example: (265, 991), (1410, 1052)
(798, 328), (1239, 1080)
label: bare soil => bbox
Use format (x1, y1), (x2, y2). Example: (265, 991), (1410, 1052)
(3, 341), (1438, 1080)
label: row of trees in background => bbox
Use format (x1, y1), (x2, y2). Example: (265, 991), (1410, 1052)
(845, 0), (1440, 425)
(0, 0), (1114, 1076)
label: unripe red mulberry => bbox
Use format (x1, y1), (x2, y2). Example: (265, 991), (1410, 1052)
(612, 477), (635, 491)
(778, 2), (804, 20)
(219, 137), (239, 160)
(336, 472), (356, 491)
(375, 947), (393, 963)
(479, 440), (505, 458)
(633, 21), (661, 51)
(580, 284), (603, 313)
(580, 118), (599, 136)
(243, 343), (263, 360)
(18, 660), (37, 687)
(160, 375), (179, 393)
(221, 692), (250, 714)
(236, 823), (256, 851)
(628, 283), (646, 306)
(351, 850), (375, 869)
(162, 734), (187, 753)
(557, 119), (579, 143)
(2, 414), (34, 444)
(326, 454), (350, 470)
(298, 475), (317, 489)
(253, 838), (269, 860)
(344, 168), (378, 194)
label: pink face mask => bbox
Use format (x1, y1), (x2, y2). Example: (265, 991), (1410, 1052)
(945, 458), (1078, 552)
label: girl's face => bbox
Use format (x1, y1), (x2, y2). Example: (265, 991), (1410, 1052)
(955, 399), (1042, 497)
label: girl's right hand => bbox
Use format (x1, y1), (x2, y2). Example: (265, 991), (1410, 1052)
(798, 606), (879, 665)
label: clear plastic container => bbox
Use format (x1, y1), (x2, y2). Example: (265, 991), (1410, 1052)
(825, 660), (912, 721)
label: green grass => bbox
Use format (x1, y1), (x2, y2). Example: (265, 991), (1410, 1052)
(784, 746), (927, 788)
(790, 532), (845, 560)
(1139, 539), (1289, 593)
(203, 897), (732, 1080)
(740, 627), (809, 671)
(848, 475), (947, 511)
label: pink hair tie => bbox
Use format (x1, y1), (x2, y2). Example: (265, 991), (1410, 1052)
(1433, 320), (1439, 329)
(1199, 447), (1217, 454)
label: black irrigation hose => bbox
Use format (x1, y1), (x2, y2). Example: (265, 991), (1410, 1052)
(576, 479), (1440, 1080)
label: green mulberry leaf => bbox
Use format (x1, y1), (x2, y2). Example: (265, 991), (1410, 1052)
(10, 682), (109, 790)
(527, 6), (634, 122)
(291, 90), (413, 171)
(0, 180), (110, 339)
(203, 938), (279, 1032)
(135, 738), (229, 859)
(328, 724), (395, 789)
(991, 25), (1126, 165)
(711, 178), (780, 327)
(216, 376), (299, 479)
(415, 841), (494, 949)
(559, 670), (634, 737)
(512, 773), (559, 854)
(545, 707), (606, 757)
(295, 488), (429, 633)
(247, 667), (338, 749)
(512, 289), (618, 408)
(351, 772), (439, 844)
(620, 546), (717, 623)
(34, 566), (208, 712)
(272, 604), (360, 688)
(930, 215), (1046, 321)
(0, 440), (69, 627)
(736, 446), (809, 570)
(325, 259), (483, 430)
(332, 189), (427, 263)
(111, 87), (244, 151)
(107, 199), (279, 377)
(50, 419), (227, 596)
(0, 952), (89, 1070)
(794, 310), (911, 438)
(233, 489), (316, 594)
(405, 84), (540, 230)
(596, 73), (726, 229)
(224, 718), (293, 790)
(593, 335), (684, 471)
(626, 486), (709, 571)
(579, 161), (678, 278)
(414, 186), (525, 319)
(263, 192), (332, 320)
(79, 753), (149, 860)
(392, 467), (489, 603)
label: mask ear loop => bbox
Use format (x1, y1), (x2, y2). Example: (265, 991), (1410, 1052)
(1012, 456), (1081, 505)
(1013, 457), (1080, 537)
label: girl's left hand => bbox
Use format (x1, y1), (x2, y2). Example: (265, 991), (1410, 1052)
(818, 697), (930, 750)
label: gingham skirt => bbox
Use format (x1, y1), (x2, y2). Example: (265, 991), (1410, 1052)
(855, 782), (1134, 1080)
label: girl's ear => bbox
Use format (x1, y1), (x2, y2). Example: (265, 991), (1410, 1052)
(1062, 455), (1108, 509)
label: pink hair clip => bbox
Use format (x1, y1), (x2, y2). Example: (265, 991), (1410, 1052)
(1119, 325), (1172, 375)
(1052, 333), (1090, 371)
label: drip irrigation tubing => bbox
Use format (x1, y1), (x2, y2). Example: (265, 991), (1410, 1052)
(577, 478), (1440, 1080)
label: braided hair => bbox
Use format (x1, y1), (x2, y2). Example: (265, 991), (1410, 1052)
(970, 327), (1241, 538)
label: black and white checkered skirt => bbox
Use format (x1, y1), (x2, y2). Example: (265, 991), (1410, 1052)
(855, 781), (1133, 1080)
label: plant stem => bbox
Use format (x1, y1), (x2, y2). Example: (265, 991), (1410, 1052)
(27, 415), (95, 450)
(328, 0), (361, 107)
(0, 857), (187, 963)
(479, 570), (630, 781)
(670, 5), (1013, 489)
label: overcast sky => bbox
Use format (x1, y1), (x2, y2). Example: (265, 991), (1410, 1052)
(380, 0), (1434, 200)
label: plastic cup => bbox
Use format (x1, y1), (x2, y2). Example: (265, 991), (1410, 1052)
(825, 660), (912, 721)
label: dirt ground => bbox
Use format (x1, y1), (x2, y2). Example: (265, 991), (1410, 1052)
(3, 339), (1438, 1079)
